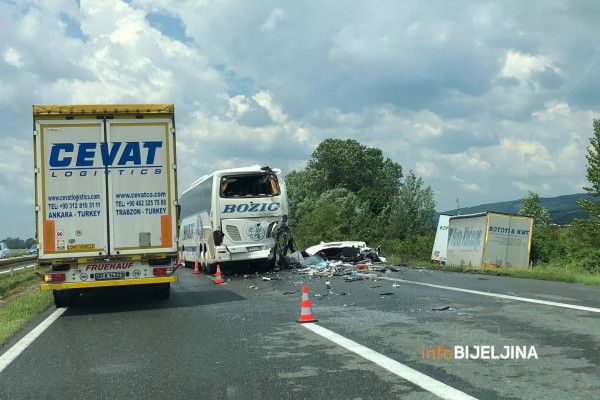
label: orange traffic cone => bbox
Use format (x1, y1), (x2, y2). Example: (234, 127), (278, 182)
(297, 285), (318, 323)
(177, 257), (182, 269)
(193, 259), (200, 274)
(214, 264), (223, 284)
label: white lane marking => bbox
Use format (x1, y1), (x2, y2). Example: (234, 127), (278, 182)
(0, 265), (35, 275)
(303, 324), (477, 400)
(0, 307), (65, 374)
(362, 274), (600, 313)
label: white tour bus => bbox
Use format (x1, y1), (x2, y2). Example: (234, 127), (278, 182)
(178, 165), (289, 273)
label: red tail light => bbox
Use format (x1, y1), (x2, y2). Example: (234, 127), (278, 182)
(43, 273), (66, 282)
(153, 268), (167, 276)
(213, 230), (224, 246)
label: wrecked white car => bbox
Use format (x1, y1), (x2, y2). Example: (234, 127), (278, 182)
(305, 241), (386, 263)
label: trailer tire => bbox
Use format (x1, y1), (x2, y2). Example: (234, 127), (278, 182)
(206, 262), (216, 275)
(53, 289), (78, 308)
(154, 283), (170, 300)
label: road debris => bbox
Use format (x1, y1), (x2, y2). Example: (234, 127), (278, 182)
(432, 306), (451, 311)
(344, 276), (364, 282)
(379, 292), (394, 296)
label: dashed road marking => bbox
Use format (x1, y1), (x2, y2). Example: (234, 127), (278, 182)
(302, 323), (478, 400)
(363, 274), (600, 313)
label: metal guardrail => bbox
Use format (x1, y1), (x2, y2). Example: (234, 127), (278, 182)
(0, 255), (37, 270)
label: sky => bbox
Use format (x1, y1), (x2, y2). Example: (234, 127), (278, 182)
(1, 0), (599, 240)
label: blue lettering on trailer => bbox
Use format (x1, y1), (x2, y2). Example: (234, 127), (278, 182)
(49, 141), (163, 168)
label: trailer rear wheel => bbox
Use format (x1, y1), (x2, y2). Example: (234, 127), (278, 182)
(53, 289), (78, 308)
(154, 283), (170, 300)
(206, 262), (216, 275)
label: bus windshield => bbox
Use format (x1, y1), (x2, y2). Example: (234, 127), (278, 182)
(220, 174), (280, 197)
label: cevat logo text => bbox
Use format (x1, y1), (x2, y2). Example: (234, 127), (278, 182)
(49, 141), (163, 167)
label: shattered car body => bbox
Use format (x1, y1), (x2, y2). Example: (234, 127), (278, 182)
(304, 241), (386, 263)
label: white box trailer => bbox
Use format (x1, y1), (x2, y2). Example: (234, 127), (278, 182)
(34, 104), (179, 307)
(431, 215), (450, 264)
(446, 212), (533, 268)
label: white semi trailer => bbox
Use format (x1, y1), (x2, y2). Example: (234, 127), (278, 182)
(446, 212), (533, 268)
(34, 104), (179, 307)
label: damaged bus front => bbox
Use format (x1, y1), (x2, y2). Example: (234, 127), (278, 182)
(179, 166), (289, 273)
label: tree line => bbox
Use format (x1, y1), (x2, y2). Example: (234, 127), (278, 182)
(1, 237), (36, 250)
(286, 120), (600, 274)
(520, 119), (600, 274)
(286, 138), (436, 261)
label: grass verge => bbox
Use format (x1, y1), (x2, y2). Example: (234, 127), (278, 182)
(0, 268), (46, 299)
(385, 254), (600, 286)
(0, 289), (53, 346)
(9, 249), (29, 257)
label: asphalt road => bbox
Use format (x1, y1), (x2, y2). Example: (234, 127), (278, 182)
(0, 265), (599, 399)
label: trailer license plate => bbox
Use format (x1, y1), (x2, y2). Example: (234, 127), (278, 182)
(95, 272), (125, 280)
(247, 246), (262, 252)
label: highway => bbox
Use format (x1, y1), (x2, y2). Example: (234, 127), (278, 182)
(1, 266), (599, 399)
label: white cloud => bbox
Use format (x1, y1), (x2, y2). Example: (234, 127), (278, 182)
(443, 152), (490, 171)
(451, 176), (484, 192)
(260, 8), (287, 32)
(293, 127), (311, 144)
(2, 47), (24, 68)
(415, 161), (438, 178)
(501, 50), (555, 82)
(227, 95), (250, 119)
(532, 101), (571, 121)
(252, 90), (288, 124)
(512, 182), (552, 193)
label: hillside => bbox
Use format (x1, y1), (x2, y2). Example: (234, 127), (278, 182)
(438, 193), (596, 224)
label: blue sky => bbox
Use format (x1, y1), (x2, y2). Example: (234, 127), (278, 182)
(0, 0), (599, 239)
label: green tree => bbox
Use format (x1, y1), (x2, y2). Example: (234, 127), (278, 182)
(578, 119), (600, 234)
(383, 171), (436, 239)
(307, 138), (402, 201)
(286, 139), (436, 261)
(519, 191), (552, 228)
(519, 192), (552, 264)
(571, 119), (600, 272)
(1, 237), (24, 249)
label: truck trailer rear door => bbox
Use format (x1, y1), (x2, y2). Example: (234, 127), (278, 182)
(36, 120), (109, 258)
(106, 118), (177, 256)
